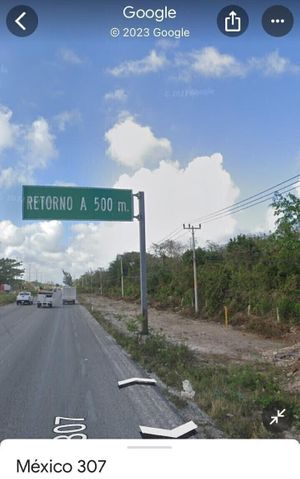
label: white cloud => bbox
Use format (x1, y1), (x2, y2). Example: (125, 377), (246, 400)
(25, 118), (57, 169)
(155, 38), (179, 50)
(0, 107), (57, 188)
(66, 153), (239, 277)
(60, 48), (83, 65)
(0, 220), (63, 258)
(249, 51), (300, 76)
(180, 47), (245, 78)
(0, 106), (19, 153)
(0, 220), (70, 282)
(0, 151), (239, 282)
(104, 89), (127, 102)
(254, 206), (277, 235)
(181, 48), (300, 79)
(0, 219), (101, 282)
(117, 153), (239, 242)
(105, 114), (172, 169)
(104, 47), (300, 81)
(112, 47), (297, 80)
(0, 167), (33, 189)
(108, 50), (166, 76)
(265, 207), (277, 232)
(54, 110), (82, 131)
(52, 180), (77, 187)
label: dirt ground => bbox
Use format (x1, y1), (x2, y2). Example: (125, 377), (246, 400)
(85, 295), (296, 362)
(84, 295), (300, 440)
(85, 295), (300, 395)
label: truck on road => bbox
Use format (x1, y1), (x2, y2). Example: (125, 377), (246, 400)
(62, 286), (76, 305)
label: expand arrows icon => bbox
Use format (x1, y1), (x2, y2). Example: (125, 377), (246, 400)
(269, 409), (286, 425)
(15, 11), (27, 31)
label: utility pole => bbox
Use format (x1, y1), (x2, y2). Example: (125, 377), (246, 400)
(120, 256), (124, 298)
(99, 268), (103, 296)
(118, 255), (124, 298)
(28, 263), (31, 283)
(183, 224), (201, 314)
(134, 191), (148, 335)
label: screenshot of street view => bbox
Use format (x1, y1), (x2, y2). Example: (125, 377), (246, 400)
(0, 0), (299, 477)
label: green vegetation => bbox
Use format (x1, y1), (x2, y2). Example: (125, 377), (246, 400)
(0, 258), (24, 287)
(79, 194), (300, 437)
(0, 292), (16, 305)
(85, 304), (300, 438)
(62, 270), (73, 286)
(77, 193), (300, 328)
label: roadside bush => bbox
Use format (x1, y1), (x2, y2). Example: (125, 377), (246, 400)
(277, 296), (300, 323)
(0, 292), (16, 304)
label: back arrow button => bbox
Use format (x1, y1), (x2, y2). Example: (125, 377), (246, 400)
(7, 5), (38, 37)
(15, 11), (27, 31)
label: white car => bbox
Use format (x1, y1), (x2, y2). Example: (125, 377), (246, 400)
(16, 291), (33, 305)
(37, 291), (53, 308)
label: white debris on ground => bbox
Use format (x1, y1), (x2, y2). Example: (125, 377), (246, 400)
(181, 379), (195, 400)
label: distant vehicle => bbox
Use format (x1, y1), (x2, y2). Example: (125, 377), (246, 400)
(37, 290), (53, 308)
(0, 284), (11, 293)
(62, 286), (76, 305)
(16, 291), (33, 305)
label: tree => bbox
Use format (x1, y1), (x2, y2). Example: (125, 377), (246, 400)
(272, 192), (300, 237)
(62, 270), (73, 286)
(0, 258), (24, 284)
(151, 240), (184, 258)
(271, 193), (300, 283)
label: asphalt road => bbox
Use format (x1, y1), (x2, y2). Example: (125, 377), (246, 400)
(0, 301), (191, 439)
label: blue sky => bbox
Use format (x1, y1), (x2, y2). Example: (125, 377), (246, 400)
(0, 0), (299, 281)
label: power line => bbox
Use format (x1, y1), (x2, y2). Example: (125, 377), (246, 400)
(193, 177), (300, 223)
(161, 229), (189, 243)
(152, 224), (190, 247)
(154, 173), (299, 244)
(201, 184), (299, 225)
(153, 225), (182, 245)
(201, 174), (300, 220)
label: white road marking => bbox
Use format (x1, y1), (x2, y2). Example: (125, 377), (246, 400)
(53, 416), (88, 439)
(118, 377), (157, 387)
(139, 420), (197, 438)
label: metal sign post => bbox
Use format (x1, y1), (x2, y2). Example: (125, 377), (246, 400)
(134, 192), (148, 335)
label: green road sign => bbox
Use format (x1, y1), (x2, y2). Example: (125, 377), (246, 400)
(22, 185), (133, 221)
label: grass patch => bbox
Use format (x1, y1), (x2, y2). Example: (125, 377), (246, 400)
(165, 391), (188, 410)
(84, 301), (300, 439)
(0, 292), (16, 305)
(230, 313), (292, 338)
